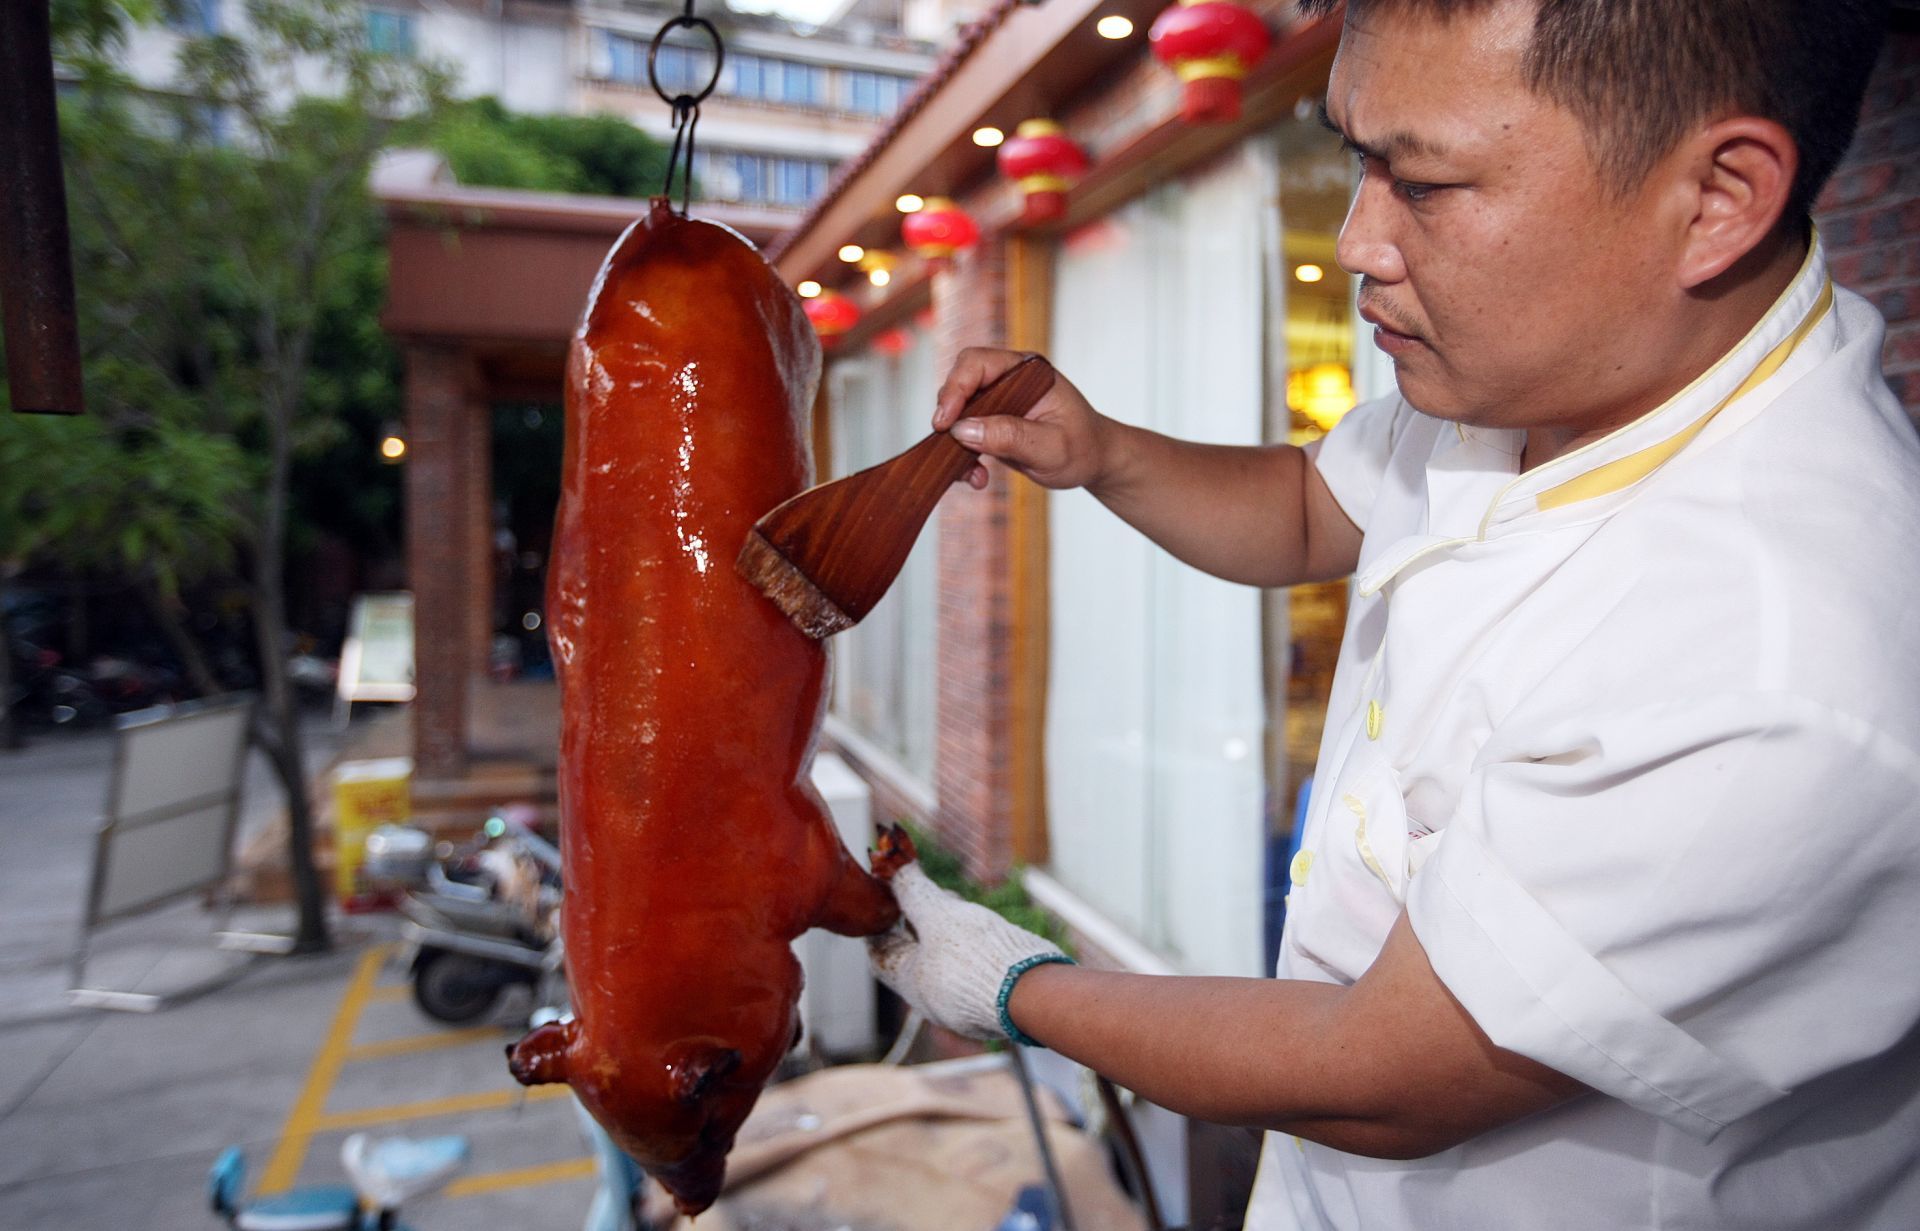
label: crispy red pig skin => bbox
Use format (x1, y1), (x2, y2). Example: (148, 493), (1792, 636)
(507, 200), (905, 1217)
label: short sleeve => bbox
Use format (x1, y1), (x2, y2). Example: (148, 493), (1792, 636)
(1304, 394), (1406, 533)
(1408, 693), (1920, 1138)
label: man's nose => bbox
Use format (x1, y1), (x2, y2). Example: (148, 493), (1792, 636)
(1336, 176), (1406, 284)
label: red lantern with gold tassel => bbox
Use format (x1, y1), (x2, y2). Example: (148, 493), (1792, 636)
(900, 197), (979, 271)
(1149, 0), (1272, 124)
(997, 120), (1089, 225)
(803, 289), (860, 339)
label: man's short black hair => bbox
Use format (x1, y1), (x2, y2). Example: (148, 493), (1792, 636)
(1299, 0), (1889, 220)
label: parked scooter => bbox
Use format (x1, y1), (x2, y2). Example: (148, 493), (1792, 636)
(208, 1132), (468, 1231)
(394, 807), (563, 1024)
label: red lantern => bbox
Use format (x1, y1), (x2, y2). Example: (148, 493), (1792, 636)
(873, 327), (912, 356)
(804, 289), (860, 338)
(1149, 0), (1272, 124)
(997, 120), (1089, 225)
(900, 197), (979, 270)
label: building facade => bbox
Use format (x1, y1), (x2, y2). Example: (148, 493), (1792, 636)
(122, 0), (943, 221)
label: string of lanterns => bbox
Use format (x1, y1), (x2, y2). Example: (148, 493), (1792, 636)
(802, 0), (1272, 338)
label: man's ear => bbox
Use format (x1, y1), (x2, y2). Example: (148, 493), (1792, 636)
(1674, 116), (1799, 290)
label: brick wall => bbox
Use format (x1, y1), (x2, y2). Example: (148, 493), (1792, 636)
(403, 344), (477, 780)
(930, 238), (1019, 884)
(1816, 26), (1920, 417)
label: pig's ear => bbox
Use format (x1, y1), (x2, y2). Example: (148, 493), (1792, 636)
(667, 1039), (742, 1105)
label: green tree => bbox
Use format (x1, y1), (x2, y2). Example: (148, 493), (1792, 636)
(35, 0), (452, 951)
(428, 96), (682, 198)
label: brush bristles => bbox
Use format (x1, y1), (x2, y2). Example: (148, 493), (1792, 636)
(736, 530), (853, 640)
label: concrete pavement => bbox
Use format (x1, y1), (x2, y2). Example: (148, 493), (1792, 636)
(0, 718), (600, 1230)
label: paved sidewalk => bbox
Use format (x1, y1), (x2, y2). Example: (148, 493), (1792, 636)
(0, 719), (596, 1230)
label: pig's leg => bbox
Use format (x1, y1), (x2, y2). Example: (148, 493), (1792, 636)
(802, 796), (911, 937)
(507, 1018), (575, 1085)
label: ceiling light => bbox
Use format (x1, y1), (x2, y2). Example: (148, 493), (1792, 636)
(869, 269), (892, 287)
(798, 280), (822, 298)
(895, 193), (924, 213)
(972, 126), (1005, 147)
(838, 244), (865, 262)
(1096, 15), (1134, 39)
(1293, 263), (1325, 284)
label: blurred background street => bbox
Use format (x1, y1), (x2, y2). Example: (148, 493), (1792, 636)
(0, 721), (592, 1230)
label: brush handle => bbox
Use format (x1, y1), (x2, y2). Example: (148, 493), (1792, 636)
(886, 355), (1056, 527)
(741, 356), (1058, 637)
(919, 354), (1055, 487)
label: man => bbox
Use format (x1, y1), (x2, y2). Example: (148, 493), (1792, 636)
(868, 0), (1919, 1226)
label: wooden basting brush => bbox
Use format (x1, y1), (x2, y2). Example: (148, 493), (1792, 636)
(737, 355), (1056, 639)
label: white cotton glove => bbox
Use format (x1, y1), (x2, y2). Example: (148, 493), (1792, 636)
(868, 863), (1072, 1044)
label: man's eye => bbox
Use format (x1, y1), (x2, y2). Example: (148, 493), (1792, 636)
(1394, 179), (1440, 202)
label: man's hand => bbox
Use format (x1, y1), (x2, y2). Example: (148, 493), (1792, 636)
(934, 346), (1114, 492)
(868, 863), (1069, 1043)
(928, 347), (1363, 588)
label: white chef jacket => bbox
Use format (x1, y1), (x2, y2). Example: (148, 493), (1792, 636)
(1248, 239), (1920, 1230)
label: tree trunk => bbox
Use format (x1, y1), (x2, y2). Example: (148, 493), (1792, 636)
(253, 371), (331, 953)
(253, 574), (331, 953)
(136, 578), (224, 699)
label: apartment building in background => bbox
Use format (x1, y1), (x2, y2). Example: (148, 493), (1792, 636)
(122, 0), (956, 228)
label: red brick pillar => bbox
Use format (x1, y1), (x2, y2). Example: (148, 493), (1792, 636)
(404, 344), (474, 780)
(467, 397), (494, 678)
(932, 237), (1018, 883)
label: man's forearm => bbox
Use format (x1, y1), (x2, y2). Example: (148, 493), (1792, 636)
(1005, 918), (1585, 1157)
(1089, 423), (1356, 588)
(1005, 964), (1401, 1145)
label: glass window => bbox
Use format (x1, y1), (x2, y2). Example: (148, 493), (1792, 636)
(829, 327), (940, 786)
(785, 61), (827, 106)
(843, 71), (912, 117)
(773, 158), (810, 204)
(1045, 145), (1279, 977)
(365, 9), (415, 58)
(598, 30), (715, 91)
(735, 154), (763, 201)
(725, 54), (764, 100)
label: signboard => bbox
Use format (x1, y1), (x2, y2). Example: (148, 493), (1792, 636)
(333, 756), (413, 908)
(338, 591), (416, 706)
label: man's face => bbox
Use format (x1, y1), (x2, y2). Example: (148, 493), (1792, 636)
(1325, 0), (1680, 435)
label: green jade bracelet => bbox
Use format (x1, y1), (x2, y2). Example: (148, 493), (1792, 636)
(996, 952), (1077, 1047)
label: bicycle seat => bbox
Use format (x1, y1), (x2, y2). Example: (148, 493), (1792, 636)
(341, 1132), (469, 1209)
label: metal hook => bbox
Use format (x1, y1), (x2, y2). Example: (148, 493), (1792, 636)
(649, 12), (723, 216)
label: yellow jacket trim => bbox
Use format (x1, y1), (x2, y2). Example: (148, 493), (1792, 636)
(1536, 279), (1835, 511)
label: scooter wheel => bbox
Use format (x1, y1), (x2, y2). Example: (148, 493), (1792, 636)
(412, 949), (505, 1024)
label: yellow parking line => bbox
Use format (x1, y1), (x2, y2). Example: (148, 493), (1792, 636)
(345, 1024), (505, 1062)
(258, 944), (389, 1195)
(444, 1157), (597, 1198)
(313, 1083), (572, 1131)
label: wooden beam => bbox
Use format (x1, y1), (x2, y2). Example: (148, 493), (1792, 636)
(1005, 233), (1053, 866)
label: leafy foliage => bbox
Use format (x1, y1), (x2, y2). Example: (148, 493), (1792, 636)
(903, 821), (1071, 953)
(426, 96), (681, 198)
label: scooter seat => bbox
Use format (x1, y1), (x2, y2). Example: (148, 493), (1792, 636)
(342, 1132), (470, 1208)
(232, 1185), (359, 1231)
